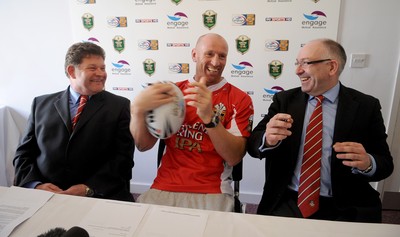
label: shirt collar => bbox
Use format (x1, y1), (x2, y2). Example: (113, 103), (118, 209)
(189, 76), (227, 92)
(309, 82), (340, 103)
(69, 87), (81, 105)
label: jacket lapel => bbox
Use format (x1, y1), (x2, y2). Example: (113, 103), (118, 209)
(54, 89), (72, 132)
(333, 85), (359, 143)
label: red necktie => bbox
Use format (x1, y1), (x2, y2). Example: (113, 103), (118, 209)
(298, 95), (324, 218)
(72, 95), (88, 130)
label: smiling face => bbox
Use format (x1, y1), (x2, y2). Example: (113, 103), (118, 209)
(192, 33), (228, 86)
(296, 40), (340, 96)
(68, 55), (107, 95)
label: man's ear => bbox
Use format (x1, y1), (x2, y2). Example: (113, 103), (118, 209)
(191, 48), (197, 62)
(329, 60), (339, 76)
(66, 65), (76, 79)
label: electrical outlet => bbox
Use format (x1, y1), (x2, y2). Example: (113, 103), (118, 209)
(350, 53), (368, 68)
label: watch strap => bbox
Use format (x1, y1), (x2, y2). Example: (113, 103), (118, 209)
(85, 186), (94, 197)
(204, 114), (219, 128)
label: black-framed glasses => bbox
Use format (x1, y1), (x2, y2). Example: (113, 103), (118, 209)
(295, 59), (331, 67)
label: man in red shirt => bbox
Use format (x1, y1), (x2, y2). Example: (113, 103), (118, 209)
(130, 33), (254, 211)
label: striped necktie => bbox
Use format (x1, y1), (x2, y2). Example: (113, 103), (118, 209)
(72, 95), (89, 130)
(298, 95), (324, 218)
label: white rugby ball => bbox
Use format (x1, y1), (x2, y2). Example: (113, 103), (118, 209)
(146, 81), (186, 139)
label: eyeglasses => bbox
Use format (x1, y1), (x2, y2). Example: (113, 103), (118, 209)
(295, 59), (331, 67)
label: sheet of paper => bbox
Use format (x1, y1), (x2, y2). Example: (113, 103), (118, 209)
(79, 200), (149, 237)
(0, 186), (54, 237)
(137, 206), (208, 237)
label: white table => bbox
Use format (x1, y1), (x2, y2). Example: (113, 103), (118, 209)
(0, 105), (21, 187)
(2, 187), (399, 237)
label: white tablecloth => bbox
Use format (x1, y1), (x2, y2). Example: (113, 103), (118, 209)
(2, 187), (399, 237)
(0, 105), (21, 186)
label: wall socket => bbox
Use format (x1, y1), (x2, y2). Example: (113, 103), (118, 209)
(350, 53), (368, 68)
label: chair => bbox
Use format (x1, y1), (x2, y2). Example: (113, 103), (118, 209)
(157, 139), (244, 213)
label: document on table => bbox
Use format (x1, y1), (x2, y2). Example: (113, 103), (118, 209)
(0, 186), (54, 237)
(79, 200), (149, 237)
(136, 205), (208, 237)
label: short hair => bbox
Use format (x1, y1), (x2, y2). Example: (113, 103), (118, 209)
(195, 33), (228, 50)
(64, 42), (105, 77)
(319, 39), (347, 75)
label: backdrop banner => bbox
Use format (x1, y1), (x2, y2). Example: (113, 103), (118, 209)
(68, 0), (341, 199)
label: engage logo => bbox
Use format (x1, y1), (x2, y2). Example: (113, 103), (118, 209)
(167, 12), (189, 29)
(302, 11), (327, 29)
(262, 86), (284, 101)
(231, 62), (254, 78)
(111, 60), (131, 76)
(82, 37), (100, 44)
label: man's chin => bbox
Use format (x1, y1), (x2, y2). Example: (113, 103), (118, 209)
(300, 86), (310, 94)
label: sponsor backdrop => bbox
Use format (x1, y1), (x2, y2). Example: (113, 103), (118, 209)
(68, 0), (341, 201)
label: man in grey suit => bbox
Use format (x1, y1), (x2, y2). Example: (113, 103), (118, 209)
(13, 42), (135, 201)
(247, 39), (393, 222)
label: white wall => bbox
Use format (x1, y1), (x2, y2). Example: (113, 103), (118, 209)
(0, 1), (73, 128)
(1, 0), (399, 203)
(338, 0), (400, 194)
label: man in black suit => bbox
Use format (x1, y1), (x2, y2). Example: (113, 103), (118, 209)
(13, 42), (135, 201)
(247, 39), (393, 222)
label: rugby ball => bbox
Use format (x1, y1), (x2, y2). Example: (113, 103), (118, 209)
(146, 81), (186, 139)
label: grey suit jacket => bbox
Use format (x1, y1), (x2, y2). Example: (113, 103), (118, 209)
(13, 87), (135, 201)
(247, 83), (393, 222)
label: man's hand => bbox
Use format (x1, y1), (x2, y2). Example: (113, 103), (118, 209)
(35, 183), (63, 193)
(265, 113), (293, 147)
(58, 184), (87, 197)
(183, 77), (214, 123)
(132, 82), (177, 115)
(334, 142), (372, 171)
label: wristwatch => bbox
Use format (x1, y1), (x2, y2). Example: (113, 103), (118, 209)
(85, 186), (94, 197)
(360, 164), (373, 174)
(204, 113), (219, 128)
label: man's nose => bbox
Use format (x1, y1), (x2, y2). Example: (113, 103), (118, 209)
(211, 55), (221, 66)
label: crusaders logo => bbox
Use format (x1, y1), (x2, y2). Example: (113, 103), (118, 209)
(203, 10), (217, 30)
(143, 58), (156, 76)
(82, 13), (94, 31)
(113, 35), (125, 53)
(236, 35), (250, 55)
(268, 60), (283, 79)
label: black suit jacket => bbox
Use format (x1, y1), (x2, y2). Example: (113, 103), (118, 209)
(13, 88), (135, 201)
(247, 84), (393, 222)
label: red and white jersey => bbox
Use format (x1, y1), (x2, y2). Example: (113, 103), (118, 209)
(151, 78), (254, 194)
